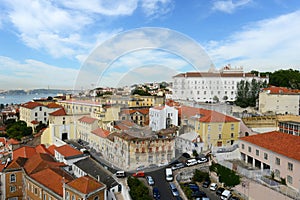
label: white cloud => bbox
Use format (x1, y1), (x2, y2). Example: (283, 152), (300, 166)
(0, 56), (78, 90)
(141, 0), (174, 19)
(206, 10), (300, 71)
(212, 0), (252, 14)
(60, 0), (138, 16)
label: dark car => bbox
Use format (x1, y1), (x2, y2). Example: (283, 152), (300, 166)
(191, 190), (207, 198)
(188, 183), (200, 192)
(202, 179), (211, 188)
(153, 187), (160, 199)
(172, 163), (185, 170)
(216, 187), (225, 196)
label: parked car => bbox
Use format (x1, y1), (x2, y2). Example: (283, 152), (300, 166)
(230, 196), (240, 200)
(202, 179), (211, 188)
(188, 183), (200, 192)
(209, 183), (218, 191)
(153, 187), (160, 200)
(192, 190), (207, 198)
(132, 171), (145, 177)
(216, 187), (225, 196)
(172, 163), (185, 170)
(115, 171), (126, 178)
(186, 158), (198, 166)
(136, 165), (145, 171)
(146, 176), (154, 186)
(197, 157), (208, 164)
(169, 183), (179, 197)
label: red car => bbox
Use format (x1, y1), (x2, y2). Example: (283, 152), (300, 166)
(133, 171), (145, 177)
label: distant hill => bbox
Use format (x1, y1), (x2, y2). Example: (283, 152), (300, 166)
(0, 89), (73, 95)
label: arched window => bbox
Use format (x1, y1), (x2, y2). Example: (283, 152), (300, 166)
(10, 174), (16, 183)
(94, 196), (99, 200)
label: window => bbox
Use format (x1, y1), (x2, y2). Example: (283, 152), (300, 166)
(288, 162), (293, 171)
(287, 175), (293, 184)
(275, 169), (280, 178)
(94, 197), (99, 200)
(35, 112), (38, 117)
(40, 107), (42, 111)
(276, 157), (280, 165)
(44, 194), (47, 200)
(264, 153), (268, 160)
(218, 134), (222, 139)
(248, 146), (251, 152)
(231, 133), (234, 138)
(231, 124), (235, 131)
(10, 174), (16, 183)
(218, 124), (222, 132)
(72, 195), (75, 200)
(66, 192), (70, 200)
(208, 125), (211, 132)
(10, 186), (16, 192)
(256, 149), (259, 156)
(44, 112), (47, 116)
(241, 144), (244, 149)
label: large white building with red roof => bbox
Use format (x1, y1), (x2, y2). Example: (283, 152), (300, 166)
(20, 101), (62, 127)
(239, 131), (300, 191)
(259, 86), (300, 115)
(172, 66), (268, 103)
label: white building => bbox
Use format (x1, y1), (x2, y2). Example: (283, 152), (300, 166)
(172, 65), (268, 103)
(175, 131), (204, 155)
(259, 86), (300, 115)
(149, 105), (178, 131)
(20, 102), (61, 127)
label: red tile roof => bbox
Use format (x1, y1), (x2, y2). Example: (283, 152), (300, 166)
(13, 146), (37, 159)
(49, 108), (67, 116)
(31, 120), (39, 125)
(35, 144), (52, 154)
(55, 144), (82, 157)
(91, 128), (110, 138)
(47, 144), (56, 156)
(78, 116), (98, 124)
(6, 157), (28, 170)
(179, 106), (239, 123)
(46, 102), (62, 108)
(151, 105), (165, 110)
(67, 175), (105, 194)
(121, 108), (149, 115)
(262, 86), (300, 94)
(30, 168), (73, 196)
(21, 101), (43, 109)
(8, 138), (20, 145)
(24, 153), (65, 175)
(240, 131), (300, 161)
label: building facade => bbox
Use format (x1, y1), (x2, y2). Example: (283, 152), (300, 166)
(259, 86), (300, 115)
(172, 66), (268, 103)
(149, 105), (178, 131)
(239, 131), (300, 191)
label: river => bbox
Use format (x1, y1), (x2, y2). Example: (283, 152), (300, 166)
(0, 93), (59, 105)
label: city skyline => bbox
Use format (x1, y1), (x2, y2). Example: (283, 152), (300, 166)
(1, 0), (300, 90)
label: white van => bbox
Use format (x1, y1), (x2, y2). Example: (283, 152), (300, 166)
(165, 168), (173, 181)
(221, 189), (232, 200)
(115, 171), (126, 178)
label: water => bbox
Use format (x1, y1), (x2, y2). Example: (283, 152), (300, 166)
(0, 93), (58, 105)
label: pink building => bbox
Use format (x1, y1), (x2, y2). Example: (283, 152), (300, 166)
(239, 131), (300, 191)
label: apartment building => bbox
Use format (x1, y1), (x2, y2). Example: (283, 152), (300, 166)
(1, 145), (106, 200)
(259, 86), (300, 115)
(175, 131), (204, 155)
(278, 119), (300, 136)
(172, 65), (268, 102)
(20, 102), (61, 127)
(119, 108), (149, 126)
(239, 131), (300, 191)
(180, 106), (240, 150)
(149, 105), (178, 131)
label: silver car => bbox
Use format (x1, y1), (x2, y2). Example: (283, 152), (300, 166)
(146, 176), (154, 186)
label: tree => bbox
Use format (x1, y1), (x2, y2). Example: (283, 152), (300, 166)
(269, 69), (300, 89)
(6, 120), (33, 140)
(210, 163), (240, 188)
(192, 169), (209, 182)
(35, 121), (47, 133)
(127, 176), (152, 200)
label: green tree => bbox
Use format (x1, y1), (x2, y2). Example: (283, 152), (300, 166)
(192, 169), (209, 182)
(127, 176), (152, 200)
(6, 120), (33, 140)
(35, 121), (47, 133)
(269, 69), (300, 89)
(210, 163), (240, 188)
(132, 89), (152, 96)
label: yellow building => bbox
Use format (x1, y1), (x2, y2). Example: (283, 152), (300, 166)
(180, 106), (240, 150)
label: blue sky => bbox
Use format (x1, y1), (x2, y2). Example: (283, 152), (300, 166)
(0, 0), (300, 90)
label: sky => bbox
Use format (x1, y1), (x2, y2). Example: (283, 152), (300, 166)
(0, 0), (300, 90)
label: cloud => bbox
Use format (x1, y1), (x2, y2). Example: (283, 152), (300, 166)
(0, 56), (78, 89)
(212, 0), (252, 14)
(141, 0), (174, 19)
(206, 10), (300, 71)
(2, 0), (175, 60)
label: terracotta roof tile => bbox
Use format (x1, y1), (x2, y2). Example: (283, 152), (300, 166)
(30, 168), (73, 196)
(91, 128), (110, 138)
(46, 102), (62, 108)
(24, 153), (65, 175)
(31, 120), (39, 125)
(6, 157), (28, 170)
(21, 101), (43, 109)
(263, 86), (300, 95)
(179, 106), (239, 123)
(78, 116), (98, 124)
(47, 144), (57, 156)
(49, 108), (67, 116)
(35, 144), (52, 154)
(55, 144), (82, 157)
(240, 131), (300, 161)
(13, 146), (37, 159)
(67, 175), (105, 194)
